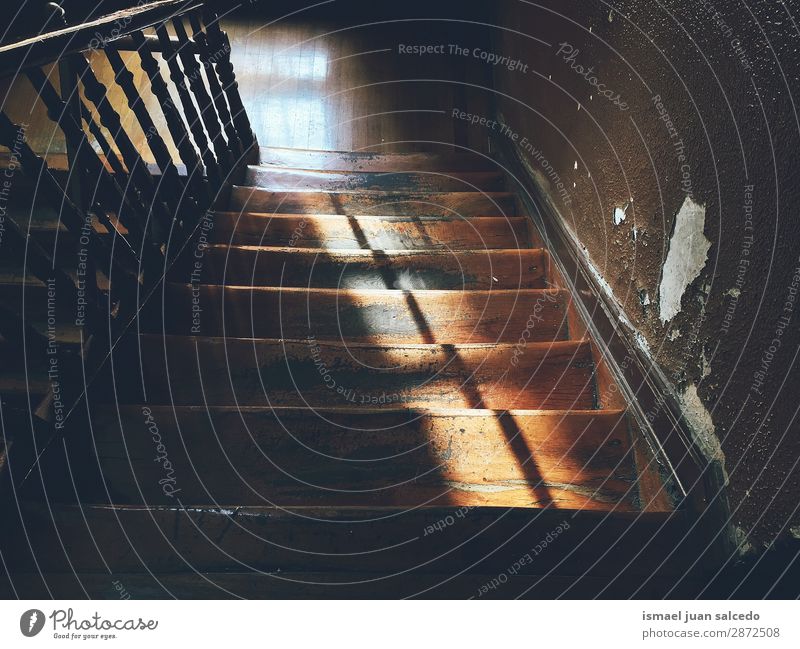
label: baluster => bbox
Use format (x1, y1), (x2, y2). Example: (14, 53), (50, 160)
(188, 12), (242, 161)
(0, 112), (140, 299)
(115, 35), (207, 208)
(154, 23), (222, 187)
(201, 7), (256, 155)
(3, 210), (77, 303)
(172, 17), (233, 172)
(0, 303), (49, 364)
(76, 105), (149, 248)
(104, 47), (182, 189)
(74, 54), (174, 237)
(80, 102), (128, 178)
(25, 67), (147, 245)
(58, 50), (88, 216)
(0, 197), (101, 350)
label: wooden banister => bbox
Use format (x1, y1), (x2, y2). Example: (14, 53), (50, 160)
(0, 0), (201, 77)
(0, 1), (257, 420)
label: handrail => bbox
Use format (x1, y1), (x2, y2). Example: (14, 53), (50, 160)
(0, 0), (201, 78)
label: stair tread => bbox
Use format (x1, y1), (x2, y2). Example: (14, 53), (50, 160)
(227, 187), (517, 217)
(157, 284), (568, 342)
(244, 167), (505, 192)
(180, 245), (548, 291)
(209, 212), (533, 248)
(257, 145), (496, 172)
(233, 187), (515, 197)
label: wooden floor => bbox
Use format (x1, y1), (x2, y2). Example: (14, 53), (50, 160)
(0, 17), (492, 159)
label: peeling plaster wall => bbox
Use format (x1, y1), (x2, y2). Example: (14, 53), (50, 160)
(493, 0), (800, 548)
(658, 196), (711, 323)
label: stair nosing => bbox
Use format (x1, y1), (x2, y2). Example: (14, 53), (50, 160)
(232, 185), (514, 197)
(169, 283), (564, 296)
(95, 403), (622, 417)
(245, 165), (503, 176)
(197, 244), (542, 255)
(212, 210), (525, 220)
(135, 332), (585, 350)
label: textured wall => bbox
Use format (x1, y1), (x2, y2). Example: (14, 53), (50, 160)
(492, 0), (800, 549)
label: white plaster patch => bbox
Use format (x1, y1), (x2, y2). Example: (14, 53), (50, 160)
(702, 349), (712, 378)
(680, 384), (726, 478)
(734, 526), (755, 555)
(658, 195), (711, 323)
(613, 200), (632, 226)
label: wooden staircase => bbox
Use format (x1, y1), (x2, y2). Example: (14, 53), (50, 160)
(2, 147), (691, 598)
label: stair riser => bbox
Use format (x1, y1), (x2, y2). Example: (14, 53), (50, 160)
(1, 571), (705, 599)
(154, 286), (569, 343)
(173, 247), (548, 289)
(228, 188), (517, 217)
(108, 337), (595, 409)
(10, 503), (689, 578)
(92, 407), (632, 510)
(210, 213), (532, 249)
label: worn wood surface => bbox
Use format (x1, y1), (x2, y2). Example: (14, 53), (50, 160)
(244, 167), (505, 192)
(157, 285), (568, 342)
(209, 213), (533, 249)
(256, 147), (496, 171)
(92, 405), (631, 509)
(173, 246), (547, 289)
(228, 187), (517, 217)
(108, 335), (595, 409)
(7, 503), (689, 579)
(0, 569), (704, 600)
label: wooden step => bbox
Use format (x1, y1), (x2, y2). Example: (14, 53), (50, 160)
(258, 146), (496, 172)
(0, 267), (109, 320)
(21, 214), (132, 268)
(92, 406), (629, 509)
(0, 373), (51, 406)
(209, 213), (533, 249)
(108, 336), (596, 409)
(175, 246), (548, 289)
(227, 187), (517, 217)
(0, 321), (84, 371)
(157, 285), (569, 342)
(7, 501), (688, 581)
(243, 167), (505, 192)
(0, 570), (705, 599)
